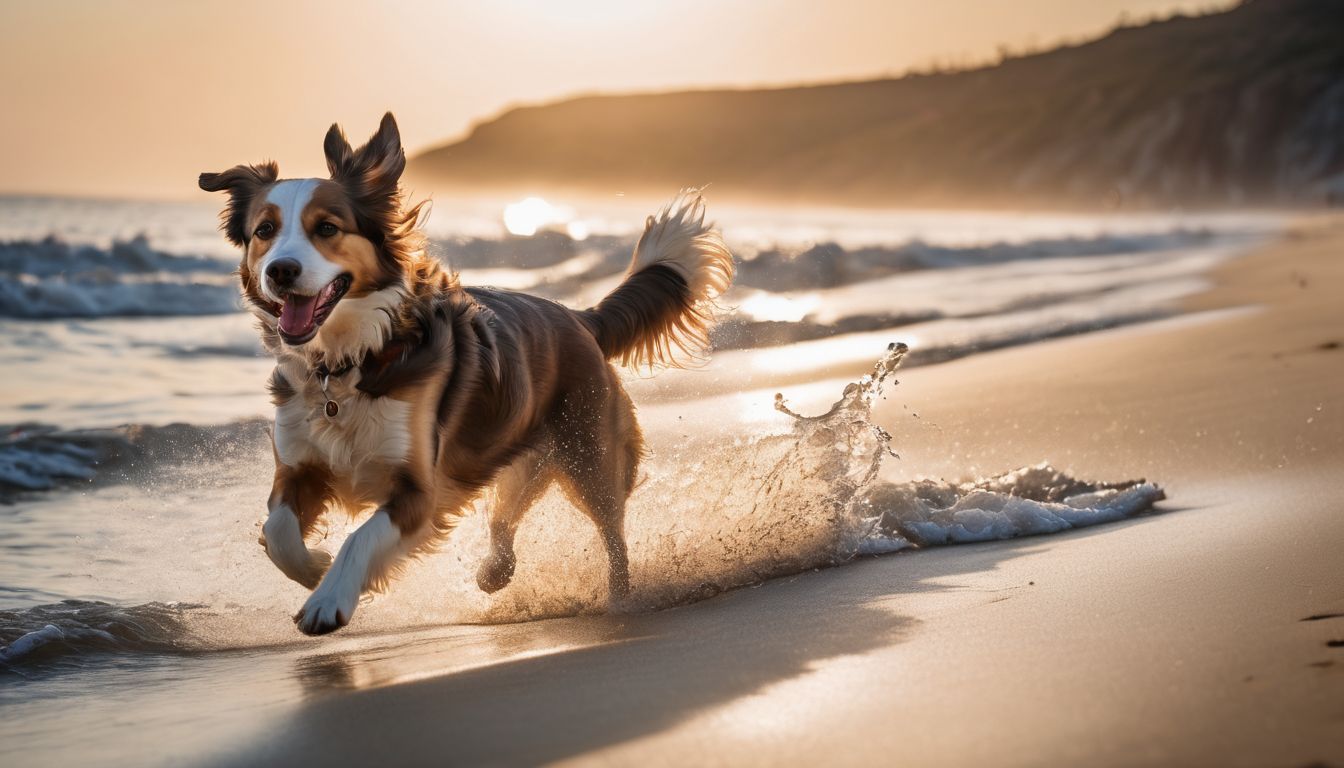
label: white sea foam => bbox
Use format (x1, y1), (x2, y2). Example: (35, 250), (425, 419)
(0, 601), (199, 667)
(860, 465), (1164, 551)
(0, 235), (239, 319)
(0, 432), (100, 492)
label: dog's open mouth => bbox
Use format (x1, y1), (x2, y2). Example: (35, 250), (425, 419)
(277, 274), (351, 345)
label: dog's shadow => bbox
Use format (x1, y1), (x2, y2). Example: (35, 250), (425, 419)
(207, 510), (1173, 767)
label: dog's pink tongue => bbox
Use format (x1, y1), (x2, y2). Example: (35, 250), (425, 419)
(279, 294), (319, 337)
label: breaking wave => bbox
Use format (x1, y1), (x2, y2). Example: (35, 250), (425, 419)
(0, 601), (199, 670)
(0, 420), (269, 498)
(0, 235), (239, 319)
(733, 229), (1218, 291)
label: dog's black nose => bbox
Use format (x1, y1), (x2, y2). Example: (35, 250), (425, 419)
(266, 258), (302, 290)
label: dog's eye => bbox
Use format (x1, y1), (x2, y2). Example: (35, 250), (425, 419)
(254, 221), (275, 240)
(316, 222), (339, 238)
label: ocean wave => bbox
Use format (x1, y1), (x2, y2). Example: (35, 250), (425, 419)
(0, 428), (101, 492)
(0, 235), (240, 319)
(0, 280), (242, 319)
(0, 234), (231, 278)
(713, 302), (1165, 355)
(714, 283), (1175, 352)
(0, 600), (199, 670)
(711, 310), (943, 351)
(734, 230), (1219, 291)
(0, 420), (269, 499)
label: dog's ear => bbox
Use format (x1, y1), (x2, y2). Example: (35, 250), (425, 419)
(361, 112), (405, 184)
(326, 112), (404, 191)
(323, 123), (355, 178)
(198, 162), (279, 246)
(325, 113), (406, 241)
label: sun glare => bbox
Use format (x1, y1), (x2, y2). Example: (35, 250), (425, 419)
(566, 220), (590, 241)
(503, 197), (558, 236)
(738, 292), (821, 323)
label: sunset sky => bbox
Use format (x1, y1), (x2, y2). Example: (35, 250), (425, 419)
(0, 0), (1229, 199)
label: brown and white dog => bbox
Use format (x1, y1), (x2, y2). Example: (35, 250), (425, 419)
(200, 113), (733, 634)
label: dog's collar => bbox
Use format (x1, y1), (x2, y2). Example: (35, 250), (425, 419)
(313, 359), (356, 383)
(311, 340), (408, 381)
(310, 341), (408, 419)
(313, 360), (354, 419)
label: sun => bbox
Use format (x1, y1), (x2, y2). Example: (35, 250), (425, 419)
(502, 196), (558, 236)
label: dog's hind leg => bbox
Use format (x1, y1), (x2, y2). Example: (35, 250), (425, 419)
(555, 390), (641, 602)
(558, 469), (632, 601)
(477, 446), (554, 594)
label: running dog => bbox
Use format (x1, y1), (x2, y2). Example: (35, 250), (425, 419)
(199, 113), (733, 634)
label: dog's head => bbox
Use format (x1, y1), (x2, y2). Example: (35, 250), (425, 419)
(199, 113), (426, 350)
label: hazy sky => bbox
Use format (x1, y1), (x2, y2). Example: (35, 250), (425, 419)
(0, 0), (1227, 199)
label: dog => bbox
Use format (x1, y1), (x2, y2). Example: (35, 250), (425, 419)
(199, 113), (733, 634)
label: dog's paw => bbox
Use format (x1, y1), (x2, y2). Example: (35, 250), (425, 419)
(295, 549), (334, 590)
(262, 513), (333, 589)
(294, 583), (357, 635)
(606, 582), (640, 614)
(607, 591), (643, 615)
(476, 553), (516, 594)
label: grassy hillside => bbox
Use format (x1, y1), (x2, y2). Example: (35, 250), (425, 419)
(409, 0), (1344, 208)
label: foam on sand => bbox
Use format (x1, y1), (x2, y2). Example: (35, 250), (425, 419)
(860, 465), (1165, 552)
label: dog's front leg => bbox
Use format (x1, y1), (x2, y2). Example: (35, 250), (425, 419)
(294, 474), (434, 635)
(262, 463), (335, 589)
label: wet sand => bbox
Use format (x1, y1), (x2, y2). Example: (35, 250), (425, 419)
(192, 216), (1344, 766)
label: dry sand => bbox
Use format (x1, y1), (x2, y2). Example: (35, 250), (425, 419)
(209, 217), (1344, 768)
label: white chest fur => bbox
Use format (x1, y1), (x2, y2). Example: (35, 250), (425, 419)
(273, 367), (413, 481)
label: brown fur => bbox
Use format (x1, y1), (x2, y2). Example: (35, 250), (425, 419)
(200, 113), (732, 634)
(581, 263), (704, 369)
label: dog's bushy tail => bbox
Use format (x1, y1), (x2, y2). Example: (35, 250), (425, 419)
(580, 190), (735, 370)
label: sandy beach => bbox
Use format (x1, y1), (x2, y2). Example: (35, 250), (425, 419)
(165, 216), (1341, 767)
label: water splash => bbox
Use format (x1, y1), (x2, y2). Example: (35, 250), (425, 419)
(769, 341), (1163, 556)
